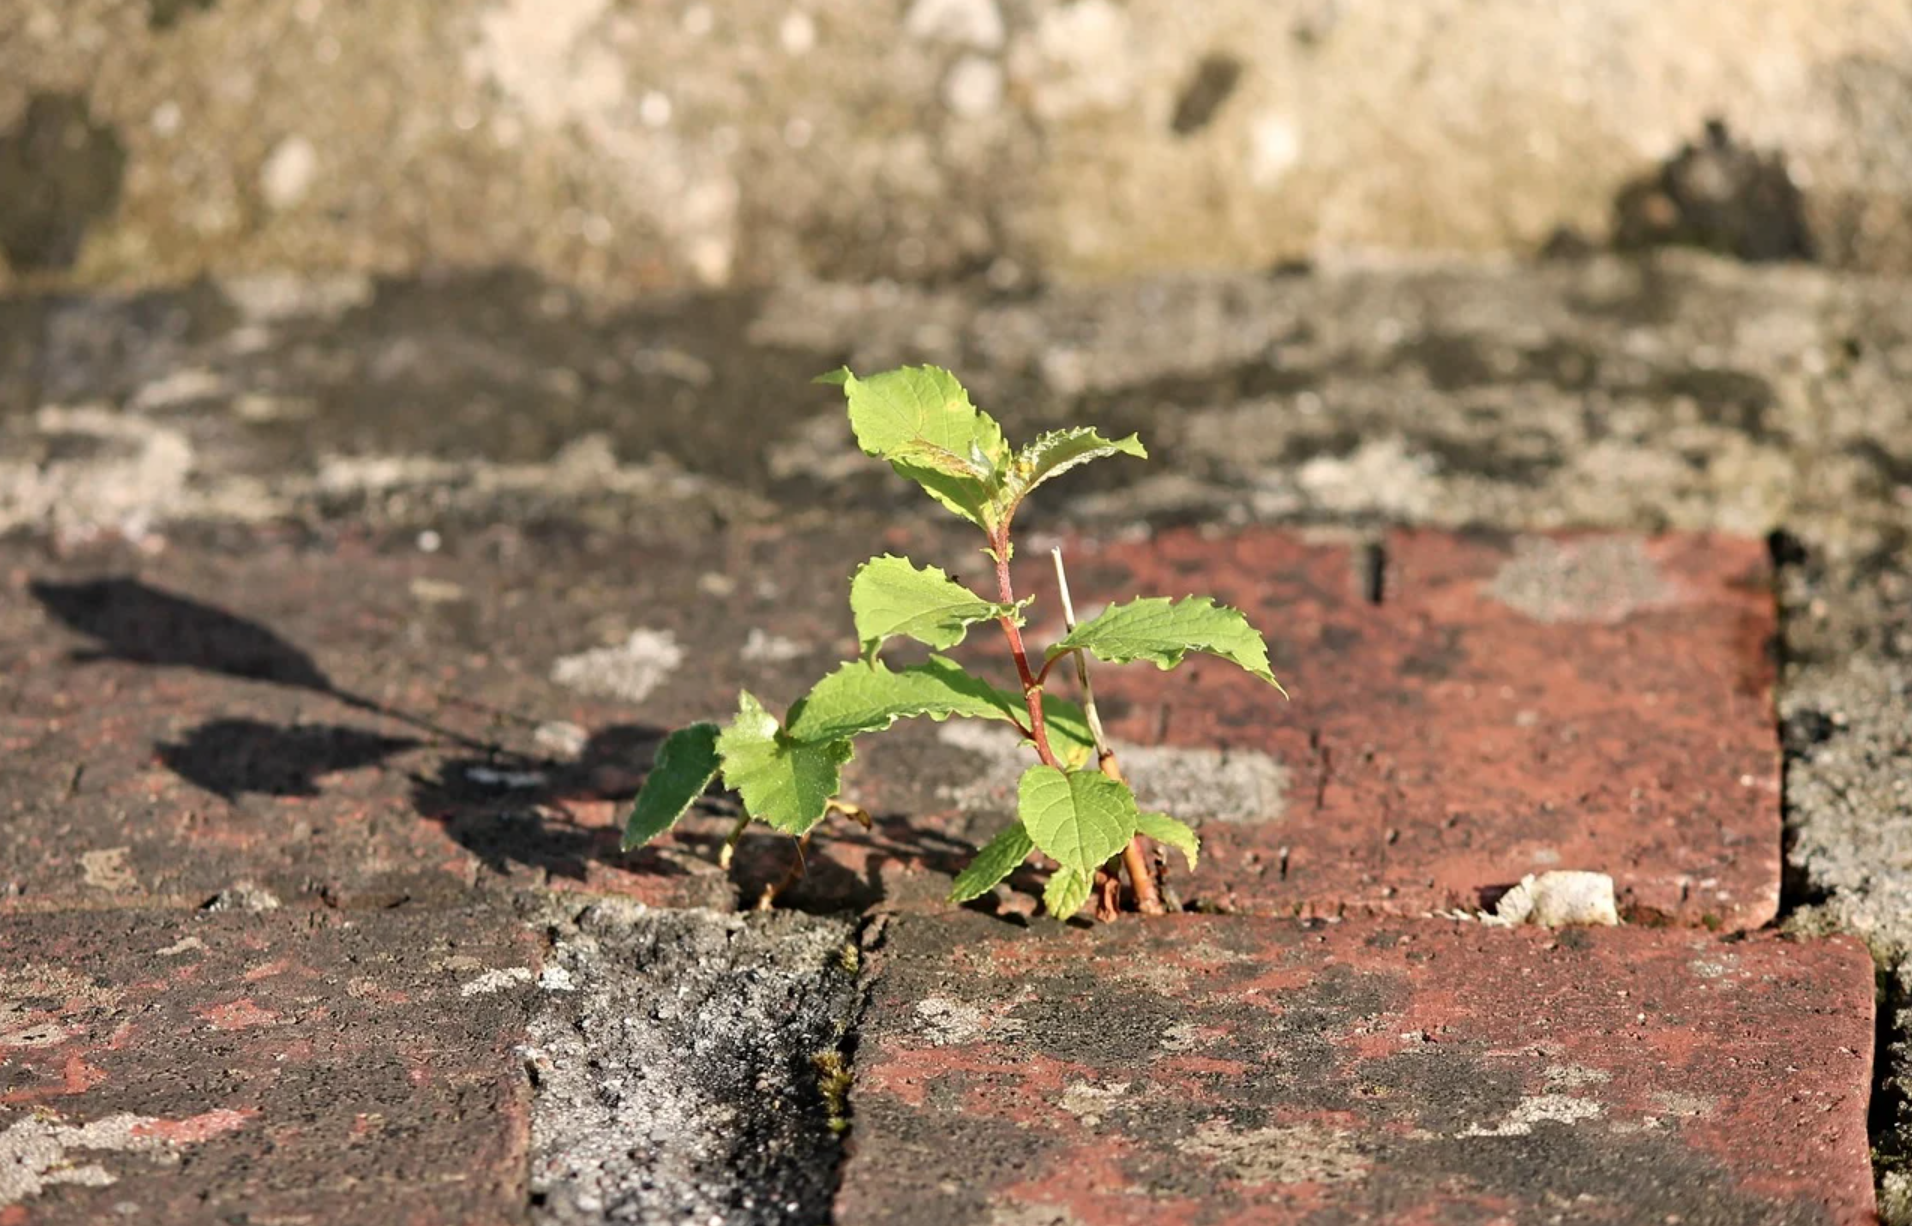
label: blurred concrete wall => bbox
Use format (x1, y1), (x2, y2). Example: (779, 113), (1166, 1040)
(5, 0), (1912, 295)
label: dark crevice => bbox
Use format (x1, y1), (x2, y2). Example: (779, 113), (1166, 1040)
(1870, 963), (1912, 1215)
(1360, 539), (1387, 605)
(1768, 526), (1833, 925)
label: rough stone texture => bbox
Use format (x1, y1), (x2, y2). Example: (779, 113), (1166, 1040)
(2, 253), (1909, 553)
(1777, 534), (1912, 1216)
(839, 912), (1877, 1226)
(0, 904), (538, 1224)
(8, 2), (1912, 292)
(526, 902), (860, 1225)
(853, 526), (1782, 928)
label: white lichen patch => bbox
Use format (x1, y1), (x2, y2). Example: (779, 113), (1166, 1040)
(0, 1022), (72, 1048)
(0, 964), (124, 1012)
(551, 629), (683, 704)
(1108, 959), (1192, 996)
(79, 847), (137, 893)
(1057, 1080), (1131, 1128)
(935, 723), (1286, 823)
(1649, 1090), (1717, 1118)
(1543, 1064), (1612, 1090)
(1295, 437), (1442, 520)
(0, 1110), (247, 1208)
(534, 720), (591, 758)
(461, 966), (537, 997)
(988, 1201), (1091, 1226)
(914, 996), (1023, 1047)
(1159, 1022), (1216, 1053)
(1180, 1119), (1369, 1185)
(1460, 1094), (1606, 1137)
(1488, 536), (1673, 624)
(0, 1115), (143, 1205)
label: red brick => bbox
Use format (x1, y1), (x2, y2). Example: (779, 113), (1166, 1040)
(0, 905), (537, 1224)
(845, 527), (1781, 928)
(2, 526), (1780, 925)
(838, 913), (1874, 1226)
(1, 534), (849, 912)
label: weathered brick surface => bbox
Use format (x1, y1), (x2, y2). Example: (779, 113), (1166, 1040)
(851, 527), (1781, 928)
(839, 913), (1875, 1226)
(3, 524), (1781, 928)
(1, 532), (863, 912)
(0, 904), (537, 1225)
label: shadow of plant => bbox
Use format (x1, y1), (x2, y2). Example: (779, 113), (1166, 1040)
(157, 718), (421, 800)
(31, 573), (1000, 906)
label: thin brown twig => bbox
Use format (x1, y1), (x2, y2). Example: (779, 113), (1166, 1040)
(758, 829), (813, 910)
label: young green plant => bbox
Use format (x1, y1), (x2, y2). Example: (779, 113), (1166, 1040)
(623, 365), (1286, 918)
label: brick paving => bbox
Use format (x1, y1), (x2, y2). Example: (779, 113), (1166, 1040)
(0, 904), (537, 1225)
(838, 913), (1875, 1226)
(3, 257), (1906, 1223)
(850, 527), (1781, 927)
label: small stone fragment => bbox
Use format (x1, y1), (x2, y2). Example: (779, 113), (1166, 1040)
(1487, 871), (1620, 927)
(259, 136), (318, 210)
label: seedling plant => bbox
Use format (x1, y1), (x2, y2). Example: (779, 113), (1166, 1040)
(624, 365), (1285, 919)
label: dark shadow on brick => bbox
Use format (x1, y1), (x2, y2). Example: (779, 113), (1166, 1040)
(157, 719), (421, 800)
(410, 722), (694, 884)
(32, 576), (336, 690)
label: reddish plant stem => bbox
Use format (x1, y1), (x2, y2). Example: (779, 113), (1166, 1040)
(1098, 753), (1167, 916)
(991, 529), (1060, 769)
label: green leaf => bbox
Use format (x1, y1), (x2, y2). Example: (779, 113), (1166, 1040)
(996, 427), (1146, 522)
(783, 655), (1096, 768)
(849, 555), (1017, 660)
(717, 692), (855, 836)
(1043, 866), (1093, 920)
(1135, 811), (1200, 870)
(1017, 765), (1138, 875)
(1048, 596), (1286, 692)
(621, 723), (723, 850)
(785, 656), (1022, 744)
(819, 365), (1011, 528)
(948, 823), (1035, 903)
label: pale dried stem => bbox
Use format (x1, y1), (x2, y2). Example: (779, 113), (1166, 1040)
(1051, 547), (1167, 916)
(718, 812), (752, 870)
